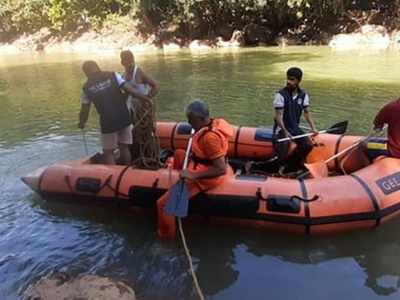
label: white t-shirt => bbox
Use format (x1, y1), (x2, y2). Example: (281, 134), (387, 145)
(123, 66), (149, 111)
(273, 92), (310, 109)
(80, 72), (126, 105)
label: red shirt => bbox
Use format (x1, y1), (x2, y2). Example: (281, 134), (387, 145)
(374, 99), (400, 158)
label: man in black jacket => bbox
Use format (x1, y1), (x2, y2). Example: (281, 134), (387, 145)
(78, 60), (151, 165)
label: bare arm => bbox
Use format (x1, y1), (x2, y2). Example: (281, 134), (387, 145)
(373, 105), (389, 131)
(140, 69), (159, 98)
(304, 108), (317, 132)
(78, 104), (90, 129)
(181, 156), (227, 180)
(274, 109), (291, 137)
(122, 82), (152, 103)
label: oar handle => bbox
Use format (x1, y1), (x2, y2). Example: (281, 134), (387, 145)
(324, 134), (372, 164)
(277, 130), (327, 142)
(182, 129), (195, 169)
(324, 125), (387, 164)
(324, 140), (362, 164)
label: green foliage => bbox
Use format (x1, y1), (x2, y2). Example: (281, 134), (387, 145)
(1, 0), (400, 43)
(47, 0), (134, 33)
(0, 0), (50, 37)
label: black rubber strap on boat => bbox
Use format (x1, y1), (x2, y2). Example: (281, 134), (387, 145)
(350, 174), (381, 226)
(38, 168), (47, 194)
(298, 179), (311, 234)
(334, 134), (345, 171)
(170, 122), (178, 150)
(115, 165), (130, 198)
(234, 125), (242, 158)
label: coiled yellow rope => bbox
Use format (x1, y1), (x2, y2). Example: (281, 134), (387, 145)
(130, 98), (161, 169)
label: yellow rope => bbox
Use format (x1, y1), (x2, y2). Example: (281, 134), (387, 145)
(177, 218), (206, 300)
(166, 156), (205, 300)
(130, 98), (161, 169)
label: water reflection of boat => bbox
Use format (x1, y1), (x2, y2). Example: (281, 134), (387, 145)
(22, 122), (400, 235)
(35, 197), (400, 297)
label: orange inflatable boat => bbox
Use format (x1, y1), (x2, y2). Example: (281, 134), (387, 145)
(22, 122), (400, 235)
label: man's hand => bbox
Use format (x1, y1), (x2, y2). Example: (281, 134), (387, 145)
(78, 104), (90, 130)
(374, 126), (383, 134)
(180, 169), (196, 181)
(284, 130), (293, 140)
(148, 88), (157, 98)
(311, 128), (319, 136)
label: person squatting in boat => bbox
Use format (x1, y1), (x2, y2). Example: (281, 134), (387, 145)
(156, 100), (234, 239)
(272, 67), (318, 174)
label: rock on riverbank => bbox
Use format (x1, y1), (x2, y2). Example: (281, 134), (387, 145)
(329, 25), (399, 50)
(24, 273), (136, 300)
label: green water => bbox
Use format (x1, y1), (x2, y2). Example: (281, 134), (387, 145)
(1, 46), (400, 299)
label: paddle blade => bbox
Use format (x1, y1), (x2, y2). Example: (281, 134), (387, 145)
(327, 121), (348, 135)
(304, 161), (329, 179)
(164, 180), (190, 217)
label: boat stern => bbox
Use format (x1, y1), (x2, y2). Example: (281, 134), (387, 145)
(21, 166), (47, 193)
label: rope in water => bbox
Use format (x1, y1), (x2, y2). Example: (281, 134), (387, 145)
(167, 163), (205, 299)
(132, 98), (203, 298)
(130, 98), (161, 169)
(177, 218), (205, 300)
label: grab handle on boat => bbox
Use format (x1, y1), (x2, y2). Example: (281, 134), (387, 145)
(256, 188), (267, 201)
(65, 174), (113, 194)
(290, 195), (320, 203)
(256, 188), (319, 203)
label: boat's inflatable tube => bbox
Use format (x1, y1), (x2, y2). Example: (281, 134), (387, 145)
(156, 122), (374, 173)
(23, 154), (400, 235)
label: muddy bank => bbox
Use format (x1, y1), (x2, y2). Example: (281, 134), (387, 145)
(0, 20), (245, 55)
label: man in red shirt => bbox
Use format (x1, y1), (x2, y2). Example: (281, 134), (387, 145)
(373, 99), (400, 158)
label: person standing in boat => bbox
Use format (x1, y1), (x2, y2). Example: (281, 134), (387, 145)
(157, 100), (234, 239)
(120, 50), (159, 115)
(273, 67), (317, 172)
(373, 98), (400, 158)
(78, 60), (151, 165)
(120, 50), (160, 166)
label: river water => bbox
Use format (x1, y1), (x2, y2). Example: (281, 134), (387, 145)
(1, 47), (400, 299)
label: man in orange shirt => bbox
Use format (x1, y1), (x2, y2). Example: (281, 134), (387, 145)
(157, 100), (234, 239)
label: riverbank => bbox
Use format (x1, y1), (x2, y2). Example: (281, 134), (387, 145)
(3, 1), (400, 55)
(1, 27), (400, 55)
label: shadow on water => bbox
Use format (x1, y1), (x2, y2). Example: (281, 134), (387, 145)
(32, 195), (400, 299)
